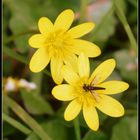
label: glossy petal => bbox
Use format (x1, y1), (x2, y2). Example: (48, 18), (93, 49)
(29, 34), (46, 48)
(78, 53), (90, 78)
(68, 22), (95, 38)
(89, 59), (116, 84)
(83, 103), (99, 131)
(38, 17), (53, 34)
(54, 9), (74, 31)
(29, 47), (50, 72)
(51, 57), (63, 84)
(72, 39), (101, 57)
(97, 81), (129, 94)
(96, 95), (124, 117)
(62, 66), (80, 85)
(52, 84), (78, 101)
(64, 54), (78, 72)
(64, 99), (82, 121)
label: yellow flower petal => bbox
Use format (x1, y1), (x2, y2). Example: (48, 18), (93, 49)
(89, 59), (116, 84)
(38, 17), (53, 34)
(64, 54), (78, 72)
(68, 22), (95, 38)
(62, 66), (80, 85)
(97, 81), (129, 95)
(51, 57), (63, 84)
(52, 84), (78, 101)
(29, 47), (50, 72)
(78, 53), (90, 78)
(83, 103), (99, 131)
(29, 34), (46, 48)
(64, 99), (82, 121)
(72, 39), (101, 57)
(96, 95), (124, 117)
(54, 9), (74, 31)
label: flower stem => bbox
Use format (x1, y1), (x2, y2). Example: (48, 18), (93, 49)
(113, 0), (137, 52)
(3, 46), (28, 64)
(3, 46), (51, 77)
(73, 118), (81, 140)
(3, 113), (32, 135)
(3, 30), (38, 45)
(3, 95), (52, 140)
(79, 0), (88, 22)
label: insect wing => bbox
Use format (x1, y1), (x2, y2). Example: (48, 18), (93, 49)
(90, 90), (100, 102)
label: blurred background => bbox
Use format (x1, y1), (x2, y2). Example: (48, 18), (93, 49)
(3, 0), (137, 140)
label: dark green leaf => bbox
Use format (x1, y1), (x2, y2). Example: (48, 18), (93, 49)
(83, 130), (108, 140)
(20, 89), (54, 115)
(3, 122), (16, 137)
(111, 116), (137, 140)
(26, 133), (40, 140)
(26, 119), (76, 140)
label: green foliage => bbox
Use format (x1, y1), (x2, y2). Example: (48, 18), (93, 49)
(83, 131), (108, 140)
(26, 119), (76, 140)
(4, 0), (36, 53)
(114, 49), (137, 85)
(111, 116), (137, 140)
(3, 122), (16, 137)
(26, 133), (40, 140)
(20, 89), (54, 115)
(91, 7), (117, 46)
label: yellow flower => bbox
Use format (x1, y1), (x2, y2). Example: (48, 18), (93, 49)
(29, 9), (101, 84)
(52, 54), (129, 131)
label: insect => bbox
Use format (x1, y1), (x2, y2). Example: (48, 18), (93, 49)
(83, 84), (106, 92)
(83, 82), (106, 102)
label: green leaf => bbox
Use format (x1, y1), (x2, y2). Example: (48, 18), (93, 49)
(3, 4), (10, 43)
(3, 101), (9, 114)
(3, 46), (51, 77)
(83, 130), (108, 140)
(114, 49), (137, 85)
(26, 133), (40, 140)
(20, 89), (54, 115)
(90, 5), (117, 47)
(127, 0), (137, 7)
(111, 116), (137, 140)
(3, 113), (31, 135)
(5, 0), (37, 53)
(3, 46), (28, 64)
(52, 0), (80, 11)
(26, 119), (76, 140)
(3, 95), (51, 140)
(3, 59), (13, 76)
(113, 0), (137, 50)
(114, 0), (127, 13)
(42, 120), (70, 140)
(3, 122), (16, 137)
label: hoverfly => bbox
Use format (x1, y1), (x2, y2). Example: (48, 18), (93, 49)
(83, 80), (105, 102)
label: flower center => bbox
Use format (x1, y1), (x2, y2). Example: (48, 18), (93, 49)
(44, 30), (73, 57)
(45, 30), (72, 49)
(82, 84), (106, 102)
